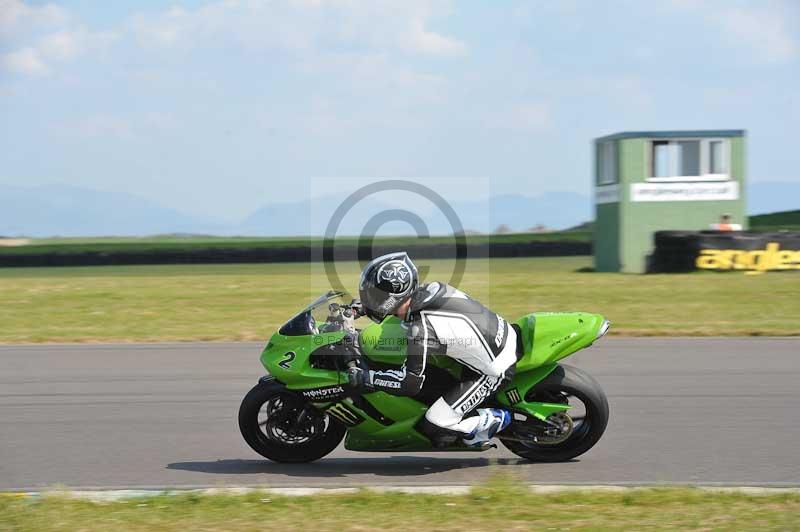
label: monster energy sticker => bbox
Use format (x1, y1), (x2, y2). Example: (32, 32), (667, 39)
(325, 402), (364, 426)
(505, 388), (522, 404)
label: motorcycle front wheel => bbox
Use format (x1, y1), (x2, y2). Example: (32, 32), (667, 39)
(500, 364), (609, 462)
(238, 378), (345, 463)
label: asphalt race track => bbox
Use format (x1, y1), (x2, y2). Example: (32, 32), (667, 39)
(1, 338), (799, 491)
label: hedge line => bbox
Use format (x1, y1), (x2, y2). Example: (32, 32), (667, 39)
(0, 241), (591, 267)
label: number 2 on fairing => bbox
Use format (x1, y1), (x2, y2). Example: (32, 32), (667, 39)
(278, 351), (296, 370)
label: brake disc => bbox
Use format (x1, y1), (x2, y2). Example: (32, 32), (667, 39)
(535, 411), (574, 445)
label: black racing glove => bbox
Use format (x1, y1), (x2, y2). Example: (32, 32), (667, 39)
(347, 365), (371, 390)
(348, 366), (376, 392)
(349, 298), (365, 318)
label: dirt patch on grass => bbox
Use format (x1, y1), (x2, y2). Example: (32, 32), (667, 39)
(0, 238), (30, 247)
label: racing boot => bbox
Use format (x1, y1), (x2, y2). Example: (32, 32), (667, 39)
(462, 408), (511, 447)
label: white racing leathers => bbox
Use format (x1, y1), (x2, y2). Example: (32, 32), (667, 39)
(368, 282), (518, 435)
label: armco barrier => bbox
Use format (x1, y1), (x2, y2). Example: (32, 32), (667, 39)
(0, 241), (591, 267)
(648, 231), (800, 273)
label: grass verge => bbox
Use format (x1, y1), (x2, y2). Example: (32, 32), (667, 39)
(0, 256), (798, 343)
(1, 479), (798, 531)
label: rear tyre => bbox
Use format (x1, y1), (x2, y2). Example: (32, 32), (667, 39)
(501, 364), (609, 462)
(238, 378), (345, 463)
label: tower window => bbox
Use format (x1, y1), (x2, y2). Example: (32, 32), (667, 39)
(648, 139), (730, 181)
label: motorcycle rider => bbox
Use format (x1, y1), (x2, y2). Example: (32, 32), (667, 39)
(348, 252), (515, 447)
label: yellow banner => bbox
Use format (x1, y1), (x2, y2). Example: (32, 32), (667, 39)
(696, 242), (800, 271)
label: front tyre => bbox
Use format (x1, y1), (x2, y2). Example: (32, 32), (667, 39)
(501, 364), (609, 462)
(238, 378), (345, 463)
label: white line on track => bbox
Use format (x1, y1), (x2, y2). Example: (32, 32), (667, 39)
(5, 485), (799, 501)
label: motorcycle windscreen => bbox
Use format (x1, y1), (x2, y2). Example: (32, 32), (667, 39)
(278, 290), (345, 336)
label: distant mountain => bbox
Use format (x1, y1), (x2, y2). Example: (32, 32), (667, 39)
(239, 190), (592, 236)
(240, 195), (408, 236)
(1, 180), (795, 237)
(747, 181), (800, 215)
(0, 183), (224, 237)
(457, 191), (591, 233)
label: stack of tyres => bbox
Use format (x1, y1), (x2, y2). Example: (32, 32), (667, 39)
(648, 231), (702, 273)
(649, 230), (800, 273)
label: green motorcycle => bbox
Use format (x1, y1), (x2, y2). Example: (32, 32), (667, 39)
(239, 291), (610, 463)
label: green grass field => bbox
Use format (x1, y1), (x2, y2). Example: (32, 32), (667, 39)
(1, 481), (798, 531)
(0, 256), (797, 343)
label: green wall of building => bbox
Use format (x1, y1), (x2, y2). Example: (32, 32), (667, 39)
(594, 202), (620, 272)
(594, 130), (746, 273)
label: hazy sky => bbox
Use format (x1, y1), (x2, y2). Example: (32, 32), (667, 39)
(1, 0), (798, 222)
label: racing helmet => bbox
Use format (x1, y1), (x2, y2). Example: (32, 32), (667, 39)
(359, 252), (418, 322)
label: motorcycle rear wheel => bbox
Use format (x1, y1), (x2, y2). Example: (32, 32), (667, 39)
(500, 364), (609, 462)
(239, 378), (345, 463)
